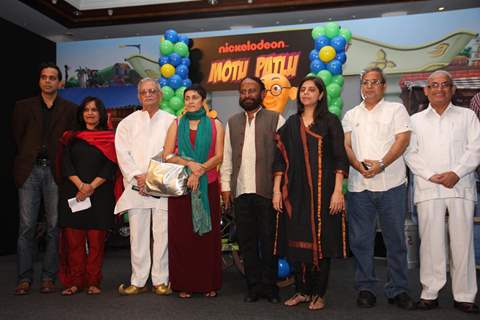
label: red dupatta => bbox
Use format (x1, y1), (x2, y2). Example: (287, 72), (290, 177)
(57, 130), (123, 201)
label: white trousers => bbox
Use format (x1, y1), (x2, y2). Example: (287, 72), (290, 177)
(417, 198), (477, 302)
(128, 208), (168, 287)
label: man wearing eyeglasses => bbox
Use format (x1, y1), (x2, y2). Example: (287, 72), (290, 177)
(114, 78), (175, 296)
(342, 67), (414, 310)
(405, 70), (480, 314)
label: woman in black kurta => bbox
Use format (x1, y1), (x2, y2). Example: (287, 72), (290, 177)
(57, 96), (117, 295)
(272, 76), (348, 310)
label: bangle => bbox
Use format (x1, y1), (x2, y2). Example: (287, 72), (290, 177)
(79, 183), (84, 189)
(273, 191), (281, 195)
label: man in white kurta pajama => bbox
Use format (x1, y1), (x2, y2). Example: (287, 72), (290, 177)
(405, 70), (480, 314)
(114, 78), (175, 295)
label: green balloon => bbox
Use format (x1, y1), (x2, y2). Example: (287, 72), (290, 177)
(325, 22), (340, 39)
(311, 26), (326, 39)
(331, 97), (344, 110)
(169, 96), (184, 111)
(160, 100), (169, 110)
(174, 42), (189, 57)
(339, 28), (352, 42)
(160, 40), (174, 56)
(326, 83), (342, 98)
(163, 107), (176, 115)
(123, 213), (129, 223)
(175, 86), (187, 98)
(162, 86), (174, 101)
(176, 108), (184, 116)
(328, 105), (342, 117)
(317, 69), (332, 86)
(332, 74), (344, 87)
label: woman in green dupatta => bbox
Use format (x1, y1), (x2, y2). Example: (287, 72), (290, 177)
(163, 84), (225, 299)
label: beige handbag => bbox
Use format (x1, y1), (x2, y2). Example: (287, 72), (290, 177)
(144, 154), (189, 197)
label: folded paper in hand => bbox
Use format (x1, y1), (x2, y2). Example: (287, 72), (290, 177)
(68, 197), (91, 213)
(144, 154), (189, 197)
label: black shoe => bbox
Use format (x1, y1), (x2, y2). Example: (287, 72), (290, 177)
(357, 290), (376, 308)
(266, 294), (281, 304)
(244, 292), (259, 303)
(388, 292), (415, 310)
(416, 298), (439, 310)
(453, 301), (479, 314)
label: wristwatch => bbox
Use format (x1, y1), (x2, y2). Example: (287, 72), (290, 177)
(378, 159), (385, 172)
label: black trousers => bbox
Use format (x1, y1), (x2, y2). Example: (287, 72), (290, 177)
(234, 194), (278, 296)
(293, 258), (331, 297)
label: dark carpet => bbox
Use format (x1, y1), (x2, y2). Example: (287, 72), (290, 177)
(0, 248), (478, 320)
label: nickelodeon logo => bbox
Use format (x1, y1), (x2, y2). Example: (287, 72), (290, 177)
(218, 40), (287, 53)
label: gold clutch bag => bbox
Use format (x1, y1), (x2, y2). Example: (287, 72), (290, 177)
(144, 154), (189, 197)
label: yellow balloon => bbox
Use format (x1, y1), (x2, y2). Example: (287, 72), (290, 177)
(161, 63), (175, 78)
(319, 46), (336, 63)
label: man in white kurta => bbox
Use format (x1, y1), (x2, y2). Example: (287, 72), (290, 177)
(114, 78), (175, 295)
(405, 70), (480, 314)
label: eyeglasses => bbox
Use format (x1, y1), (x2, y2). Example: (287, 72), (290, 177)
(361, 79), (384, 87)
(427, 82), (452, 89)
(266, 84), (291, 97)
(140, 88), (159, 96)
(40, 75), (58, 81)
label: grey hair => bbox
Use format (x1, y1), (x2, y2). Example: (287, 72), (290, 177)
(360, 66), (386, 84)
(137, 77), (161, 92)
(427, 70), (453, 84)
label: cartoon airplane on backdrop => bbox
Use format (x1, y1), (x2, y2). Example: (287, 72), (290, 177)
(261, 73), (298, 113)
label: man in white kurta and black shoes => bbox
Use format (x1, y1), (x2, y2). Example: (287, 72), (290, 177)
(405, 70), (480, 314)
(114, 78), (175, 296)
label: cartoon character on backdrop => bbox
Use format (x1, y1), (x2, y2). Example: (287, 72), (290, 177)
(261, 73), (298, 113)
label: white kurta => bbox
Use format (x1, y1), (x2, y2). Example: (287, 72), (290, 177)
(114, 109), (175, 214)
(405, 103), (480, 303)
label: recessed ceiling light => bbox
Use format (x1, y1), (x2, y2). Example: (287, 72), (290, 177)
(438, 7), (445, 11)
(351, 15), (356, 18)
(298, 19), (304, 23)
(107, 9), (113, 16)
(275, 21), (280, 25)
(328, 17), (332, 21)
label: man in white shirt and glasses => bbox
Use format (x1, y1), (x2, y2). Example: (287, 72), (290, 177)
(343, 67), (415, 310)
(405, 70), (480, 314)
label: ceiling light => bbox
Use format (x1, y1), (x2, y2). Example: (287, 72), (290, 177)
(438, 7), (445, 11)
(73, 10), (81, 16)
(247, 0), (254, 3)
(107, 9), (113, 16)
(51, 0), (57, 4)
(208, 0), (218, 5)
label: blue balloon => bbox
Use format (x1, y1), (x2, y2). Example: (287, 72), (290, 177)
(158, 56), (169, 66)
(314, 36), (330, 50)
(168, 53), (182, 67)
(309, 49), (319, 62)
(277, 258), (291, 278)
(181, 58), (191, 67)
(335, 52), (347, 64)
(168, 75), (183, 90)
(158, 77), (168, 87)
(310, 59), (326, 74)
(327, 60), (343, 75)
(330, 36), (347, 52)
(178, 34), (189, 45)
(175, 64), (189, 79)
(182, 78), (192, 88)
(164, 29), (178, 43)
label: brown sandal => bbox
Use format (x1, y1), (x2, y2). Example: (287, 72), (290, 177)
(284, 293), (311, 307)
(179, 292), (192, 299)
(62, 286), (80, 296)
(15, 281), (31, 295)
(87, 286), (101, 295)
(205, 291), (217, 298)
(308, 295), (325, 310)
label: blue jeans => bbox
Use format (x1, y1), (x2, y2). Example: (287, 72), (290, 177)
(347, 184), (409, 298)
(17, 165), (59, 284)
